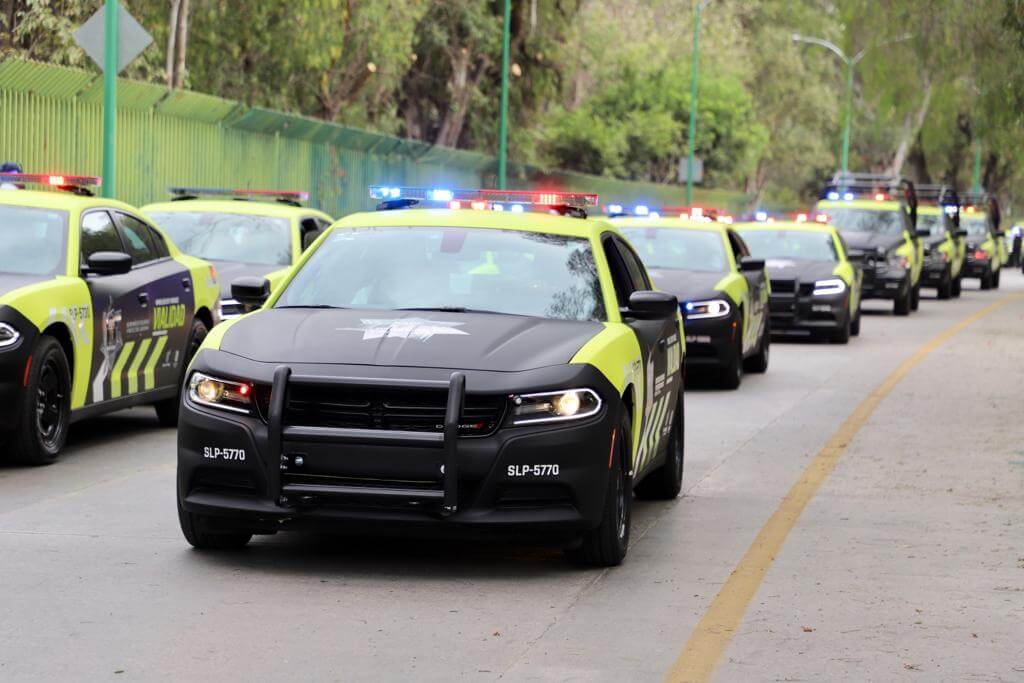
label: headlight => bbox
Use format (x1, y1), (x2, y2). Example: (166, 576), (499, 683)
(682, 298), (731, 320)
(0, 322), (20, 348)
(886, 252), (909, 270)
(187, 372), (254, 414)
(812, 278), (847, 296)
(509, 388), (602, 425)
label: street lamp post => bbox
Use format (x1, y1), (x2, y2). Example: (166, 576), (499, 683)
(497, 0), (512, 190)
(685, 0), (710, 206)
(102, 0), (119, 198)
(792, 32), (911, 175)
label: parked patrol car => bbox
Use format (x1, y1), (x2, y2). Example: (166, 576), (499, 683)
(176, 188), (684, 566)
(915, 186), (966, 299)
(0, 173), (220, 464)
(960, 193), (1004, 290)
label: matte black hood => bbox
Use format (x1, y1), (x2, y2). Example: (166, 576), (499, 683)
(839, 231), (904, 254)
(649, 269), (725, 302)
(219, 308), (604, 372)
(762, 259), (836, 283)
(212, 260), (279, 299)
(0, 273), (48, 299)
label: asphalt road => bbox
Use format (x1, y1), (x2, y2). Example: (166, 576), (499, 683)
(1, 272), (1022, 682)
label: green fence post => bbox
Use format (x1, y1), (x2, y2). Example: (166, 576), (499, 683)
(101, 0), (118, 198)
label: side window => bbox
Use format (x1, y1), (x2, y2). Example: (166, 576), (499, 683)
(115, 212), (158, 266)
(614, 238), (651, 291)
(80, 211), (124, 264)
(300, 217), (322, 250)
(601, 235), (634, 306)
(147, 226), (170, 259)
(727, 230), (750, 260)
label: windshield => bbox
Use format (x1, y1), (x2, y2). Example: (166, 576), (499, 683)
(0, 205), (68, 276)
(149, 211), (292, 266)
(276, 226), (606, 322)
(961, 215), (990, 238)
(827, 208), (905, 237)
(620, 227), (728, 272)
(917, 212), (949, 237)
(737, 229), (838, 262)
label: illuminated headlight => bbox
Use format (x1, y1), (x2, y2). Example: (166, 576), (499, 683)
(509, 389), (602, 425)
(683, 299), (731, 320)
(188, 372), (253, 414)
(812, 278), (847, 296)
(0, 322), (20, 348)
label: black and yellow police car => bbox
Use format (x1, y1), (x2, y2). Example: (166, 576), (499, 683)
(915, 186), (966, 299)
(144, 188), (333, 319)
(815, 173), (927, 316)
(960, 193), (1004, 290)
(610, 207), (769, 389)
(735, 218), (862, 343)
(175, 187), (685, 567)
(0, 173), (220, 464)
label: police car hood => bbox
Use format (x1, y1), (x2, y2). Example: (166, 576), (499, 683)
(219, 308), (604, 372)
(211, 260), (279, 299)
(762, 259), (836, 283)
(0, 273), (49, 300)
(648, 269), (725, 302)
(840, 231), (904, 255)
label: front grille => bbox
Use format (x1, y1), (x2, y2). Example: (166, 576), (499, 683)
(770, 279), (796, 293)
(282, 384), (506, 437)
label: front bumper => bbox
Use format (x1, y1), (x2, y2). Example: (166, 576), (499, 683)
(0, 306), (37, 432)
(859, 265), (909, 300)
(768, 289), (849, 337)
(962, 258), (992, 278)
(177, 350), (621, 540)
(921, 260), (950, 286)
(681, 313), (736, 370)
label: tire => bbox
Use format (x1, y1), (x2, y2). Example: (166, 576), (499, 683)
(992, 268), (1001, 289)
(9, 336), (72, 466)
(719, 332), (743, 390)
(980, 268), (993, 290)
(743, 320), (769, 374)
(910, 282), (921, 311)
(831, 311), (851, 344)
(566, 410), (632, 567)
(894, 282), (912, 316)
(850, 304), (861, 336)
(951, 275), (962, 298)
(155, 317), (209, 427)
(634, 394), (684, 501)
(937, 268), (953, 300)
(178, 496), (252, 550)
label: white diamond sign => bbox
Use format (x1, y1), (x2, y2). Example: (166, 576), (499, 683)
(74, 4), (153, 74)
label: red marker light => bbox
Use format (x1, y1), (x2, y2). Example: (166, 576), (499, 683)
(449, 200), (462, 210)
(470, 200), (487, 211)
(973, 249), (987, 260)
(815, 214), (829, 223)
(48, 175), (66, 186)
(796, 213), (808, 223)
(874, 193), (886, 201)
(238, 384), (251, 397)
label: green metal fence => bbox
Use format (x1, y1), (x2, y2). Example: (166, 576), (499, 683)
(0, 58), (747, 216)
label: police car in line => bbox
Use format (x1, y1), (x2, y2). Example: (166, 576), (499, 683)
(915, 186), (966, 299)
(960, 193), (1004, 290)
(609, 205), (768, 390)
(815, 173), (927, 316)
(144, 188), (333, 319)
(0, 173), (220, 464)
(176, 187), (685, 567)
(735, 217), (862, 343)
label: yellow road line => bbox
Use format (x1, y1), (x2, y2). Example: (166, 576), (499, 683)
(666, 294), (1023, 683)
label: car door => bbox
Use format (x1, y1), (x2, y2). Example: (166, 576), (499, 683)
(80, 210), (151, 404)
(113, 211), (197, 393)
(727, 230), (766, 354)
(603, 234), (682, 477)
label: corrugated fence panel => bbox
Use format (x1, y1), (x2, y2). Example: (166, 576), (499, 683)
(0, 58), (749, 216)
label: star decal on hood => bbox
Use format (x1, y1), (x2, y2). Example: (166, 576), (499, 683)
(338, 317), (470, 341)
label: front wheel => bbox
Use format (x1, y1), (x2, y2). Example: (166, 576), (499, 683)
(743, 321), (769, 374)
(894, 282), (912, 316)
(9, 336), (72, 465)
(178, 496), (253, 550)
(980, 268), (993, 290)
(937, 268), (953, 300)
(992, 268), (1001, 289)
(719, 332), (743, 390)
(566, 411), (632, 567)
(910, 282), (921, 311)
(634, 394), (684, 500)
(951, 275), (962, 298)
(850, 303), (862, 336)
(155, 317), (209, 427)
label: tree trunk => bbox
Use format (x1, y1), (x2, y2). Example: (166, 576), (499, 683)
(166, 0), (180, 86)
(889, 76), (932, 176)
(172, 0), (190, 89)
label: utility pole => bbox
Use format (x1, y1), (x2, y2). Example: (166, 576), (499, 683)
(102, 0), (119, 198)
(793, 33), (911, 175)
(497, 0), (511, 190)
(685, 0), (710, 206)
(971, 139), (982, 193)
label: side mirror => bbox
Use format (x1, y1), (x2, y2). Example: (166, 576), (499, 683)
(955, 229), (968, 238)
(85, 251), (132, 276)
(231, 276), (271, 307)
(915, 228), (932, 238)
(739, 256), (765, 272)
(301, 230), (321, 250)
(994, 230), (1006, 238)
(624, 290), (678, 320)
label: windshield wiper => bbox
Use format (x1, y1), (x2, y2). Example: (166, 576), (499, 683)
(275, 304), (347, 310)
(395, 306), (506, 315)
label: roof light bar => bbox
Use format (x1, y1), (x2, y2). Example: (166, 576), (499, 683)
(0, 173), (102, 189)
(169, 187), (310, 201)
(369, 186), (599, 210)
